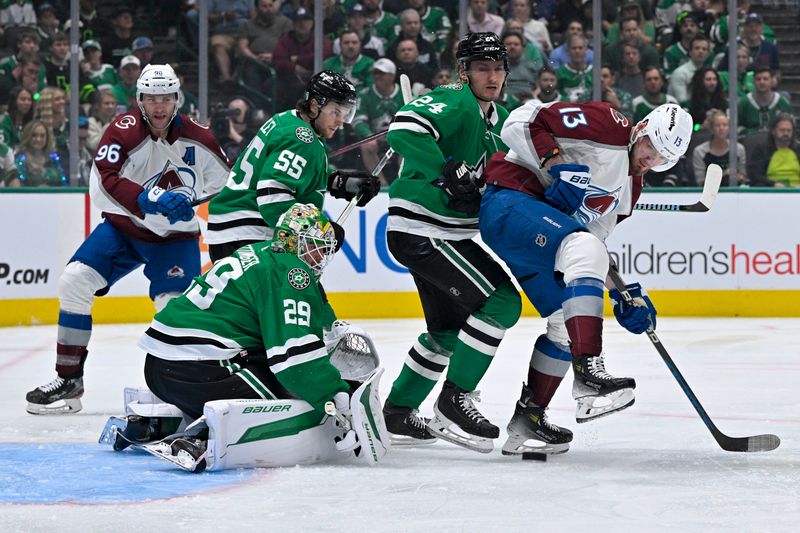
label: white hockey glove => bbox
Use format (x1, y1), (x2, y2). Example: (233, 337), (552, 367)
(328, 392), (360, 453)
(324, 320), (380, 383)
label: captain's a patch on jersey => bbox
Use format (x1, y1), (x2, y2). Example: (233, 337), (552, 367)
(288, 268), (311, 290)
(295, 127), (314, 144)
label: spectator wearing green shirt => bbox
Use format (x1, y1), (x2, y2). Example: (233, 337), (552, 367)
(408, 0), (451, 54)
(0, 86), (34, 149)
(632, 66), (679, 123)
(600, 65), (634, 120)
(0, 29), (47, 88)
(111, 55), (141, 113)
(557, 34), (592, 103)
(737, 67), (793, 135)
(605, 0), (656, 47)
(663, 11), (701, 79)
(81, 40), (119, 91)
(352, 58), (404, 184)
(363, 0), (400, 48)
(604, 16), (661, 74)
(718, 44), (755, 99)
(323, 29), (375, 92)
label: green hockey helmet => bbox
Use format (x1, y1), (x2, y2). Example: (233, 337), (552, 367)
(271, 203), (338, 275)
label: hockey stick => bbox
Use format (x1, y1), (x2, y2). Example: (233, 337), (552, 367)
(335, 74), (413, 225)
(328, 129), (388, 158)
(634, 163), (722, 212)
(607, 264), (780, 453)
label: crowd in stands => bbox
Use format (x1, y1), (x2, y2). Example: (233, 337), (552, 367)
(0, 0), (798, 188)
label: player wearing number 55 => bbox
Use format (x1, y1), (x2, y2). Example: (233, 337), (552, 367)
(25, 65), (232, 415)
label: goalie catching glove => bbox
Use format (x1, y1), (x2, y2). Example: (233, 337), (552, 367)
(544, 163), (591, 217)
(436, 159), (484, 216)
(137, 186), (194, 224)
(608, 283), (657, 334)
(328, 169), (381, 207)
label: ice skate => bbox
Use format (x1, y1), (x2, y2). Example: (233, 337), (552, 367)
(502, 384), (572, 456)
(26, 376), (84, 415)
(142, 437), (208, 473)
(383, 401), (437, 446)
(428, 380), (498, 453)
(572, 354), (635, 423)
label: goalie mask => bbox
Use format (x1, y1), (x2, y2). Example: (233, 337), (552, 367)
(271, 203), (337, 276)
(136, 64), (184, 129)
(631, 103), (692, 172)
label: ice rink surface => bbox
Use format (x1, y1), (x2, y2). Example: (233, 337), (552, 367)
(1, 317), (798, 532)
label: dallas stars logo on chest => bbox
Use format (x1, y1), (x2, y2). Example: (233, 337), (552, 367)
(287, 268), (311, 290)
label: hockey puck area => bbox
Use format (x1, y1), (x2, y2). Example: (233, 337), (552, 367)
(521, 452), (548, 462)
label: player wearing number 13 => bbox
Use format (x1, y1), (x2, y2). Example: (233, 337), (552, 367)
(25, 65), (231, 415)
(480, 102), (692, 455)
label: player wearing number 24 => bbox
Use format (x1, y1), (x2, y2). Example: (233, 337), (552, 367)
(480, 101), (692, 455)
(25, 65), (232, 415)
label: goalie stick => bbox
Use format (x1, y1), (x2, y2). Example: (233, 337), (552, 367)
(607, 264), (780, 453)
(335, 74), (412, 225)
(634, 163), (722, 212)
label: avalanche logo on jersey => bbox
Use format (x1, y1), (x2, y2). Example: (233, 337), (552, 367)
(144, 160), (198, 200)
(575, 183), (622, 225)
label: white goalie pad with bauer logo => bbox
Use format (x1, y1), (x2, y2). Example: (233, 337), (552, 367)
(203, 368), (390, 470)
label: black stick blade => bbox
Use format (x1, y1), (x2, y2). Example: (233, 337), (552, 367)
(717, 431), (781, 453)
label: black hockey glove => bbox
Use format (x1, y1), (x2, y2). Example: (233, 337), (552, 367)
(327, 169), (381, 207)
(436, 160), (484, 216)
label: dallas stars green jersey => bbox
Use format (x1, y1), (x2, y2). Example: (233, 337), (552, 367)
(352, 83), (404, 139)
(369, 11), (399, 47)
(138, 243), (349, 411)
(206, 110), (328, 245)
(632, 93), (679, 123)
(557, 64), (593, 103)
(737, 92), (794, 134)
(322, 54), (375, 92)
(419, 6), (451, 53)
(387, 83), (509, 240)
(87, 63), (119, 90)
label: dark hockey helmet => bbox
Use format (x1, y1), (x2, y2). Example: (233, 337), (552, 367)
(456, 32), (509, 72)
(304, 70), (358, 123)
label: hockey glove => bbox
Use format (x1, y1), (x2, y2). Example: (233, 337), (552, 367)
(327, 170), (381, 207)
(608, 283), (657, 334)
(544, 163), (591, 216)
(137, 187), (194, 224)
(329, 391), (360, 453)
(436, 159), (484, 216)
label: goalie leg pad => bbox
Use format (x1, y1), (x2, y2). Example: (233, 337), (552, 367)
(348, 368), (391, 465)
(202, 398), (343, 470)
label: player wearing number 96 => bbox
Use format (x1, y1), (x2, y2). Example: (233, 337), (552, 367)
(25, 65), (232, 415)
(138, 204), (359, 458)
(479, 101), (691, 455)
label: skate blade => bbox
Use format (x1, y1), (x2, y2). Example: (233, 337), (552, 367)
(98, 417), (127, 445)
(575, 389), (635, 424)
(140, 441), (206, 473)
(26, 398), (82, 415)
(501, 434), (570, 456)
(427, 414), (494, 454)
(389, 433), (438, 447)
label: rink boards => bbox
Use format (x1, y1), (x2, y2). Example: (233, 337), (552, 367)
(1, 189), (798, 326)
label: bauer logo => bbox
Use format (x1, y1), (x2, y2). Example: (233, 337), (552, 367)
(295, 126), (314, 144)
(242, 405), (292, 414)
(288, 268), (311, 290)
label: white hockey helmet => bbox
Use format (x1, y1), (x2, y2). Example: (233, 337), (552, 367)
(136, 64), (184, 127)
(631, 103), (693, 172)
